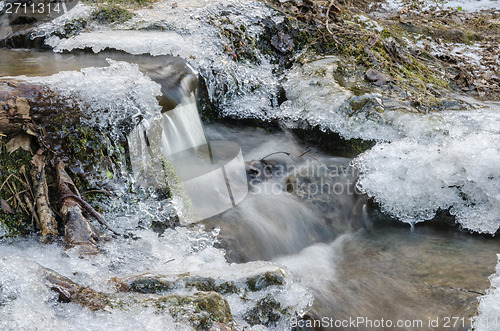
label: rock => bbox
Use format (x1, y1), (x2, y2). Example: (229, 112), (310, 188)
(36, 260), (235, 329)
(365, 69), (394, 86)
(153, 292), (233, 330)
(243, 296), (283, 327)
(271, 32), (294, 53)
(126, 263), (288, 295)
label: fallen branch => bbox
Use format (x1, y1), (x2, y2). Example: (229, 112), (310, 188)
(57, 161), (101, 255)
(30, 150), (58, 243)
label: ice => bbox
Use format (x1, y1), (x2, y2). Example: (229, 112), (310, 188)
(24, 59), (163, 139)
(44, 0), (282, 120)
(0, 227), (312, 330)
(354, 108), (500, 233)
(474, 255), (500, 330)
(0, 59), (312, 329)
(381, 0), (499, 12)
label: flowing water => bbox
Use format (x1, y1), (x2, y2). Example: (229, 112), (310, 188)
(1, 1), (500, 328)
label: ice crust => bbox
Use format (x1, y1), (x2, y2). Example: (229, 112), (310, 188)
(474, 255), (500, 330)
(0, 210), (312, 330)
(354, 108), (500, 233)
(26, 59), (163, 139)
(381, 0), (500, 12)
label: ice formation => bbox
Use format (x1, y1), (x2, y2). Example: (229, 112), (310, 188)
(474, 255), (500, 330)
(44, 0), (282, 118)
(25, 59), (163, 139)
(1, 59), (313, 329)
(381, 0), (500, 12)
(0, 227), (312, 330)
(354, 108), (500, 233)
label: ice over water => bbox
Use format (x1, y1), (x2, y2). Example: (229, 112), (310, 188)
(27, 59), (163, 138)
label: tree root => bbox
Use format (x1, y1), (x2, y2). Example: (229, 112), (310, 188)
(30, 149), (58, 243)
(57, 161), (108, 255)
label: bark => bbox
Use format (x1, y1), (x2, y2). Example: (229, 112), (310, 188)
(31, 151), (58, 243)
(0, 80), (43, 133)
(57, 161), (101, 255)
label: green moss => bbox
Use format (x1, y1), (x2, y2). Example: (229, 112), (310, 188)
(52, 18), (88, 39)
(129, 278), (174, 294)
(90, 6), (133, 25)
(346, 138), (376, 154)
(0, 142), (35, 237)
(243, 296), (286, 327)
(155, 292), (233, 330)
(83, 0), (156, 8)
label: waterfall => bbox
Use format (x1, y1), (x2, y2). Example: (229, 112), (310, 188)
(127, 61), (248, 222)
(158, 94), (206, 156)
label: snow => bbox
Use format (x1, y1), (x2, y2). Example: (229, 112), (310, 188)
(382, 0), (499, 12)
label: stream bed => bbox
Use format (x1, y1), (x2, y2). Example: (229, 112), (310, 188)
(1, 0), (500, 329)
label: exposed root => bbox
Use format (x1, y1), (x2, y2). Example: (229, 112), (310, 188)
(57, 161), (101, 255)
(30, 149), (58, 243)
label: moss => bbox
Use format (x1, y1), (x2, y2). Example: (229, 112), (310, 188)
(129, 278), (174, 294)
(155, 292), (233, 330)
(52, 18), (88, 39)
(90, 6), (134, 25)
(129, 276), (241, 295)
(243, 296), (286, 327)
(0, 142), (35, 237)
(83, 0), (156, 9)
(246, 271), (286, 292)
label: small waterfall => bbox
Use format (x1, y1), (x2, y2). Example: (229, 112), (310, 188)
(127, 59), (248, 222)
(158, 94), (206, 156)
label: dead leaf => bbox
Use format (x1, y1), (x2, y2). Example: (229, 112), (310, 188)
(15, 97), (30, 119)
(1, 199), (14, 214)
(6, 133), (32, 154)
(31, 149), (45, 173)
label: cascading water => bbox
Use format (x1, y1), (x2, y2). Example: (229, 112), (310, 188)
(127, 59), (248, 222)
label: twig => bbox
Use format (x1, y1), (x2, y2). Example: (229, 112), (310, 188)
(0, 173), (28, 192)
(260, 151), (291, 162)
(325, 0), (341, 35)
(83, 189), (114, 197)
(31, 163), (45, 226)
(299, 148), (312, 158)
(450, 286), (485, 296)
(59, 193), (120, 236)
(21, 166), (35, 199)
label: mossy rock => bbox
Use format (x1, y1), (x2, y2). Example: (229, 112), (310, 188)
(90, 6), (134, 25)
(243, 296), (286, 327)
(154, 292), (233, 330)
(128, 269), (286, 296)
(246, 271), (286, 291)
